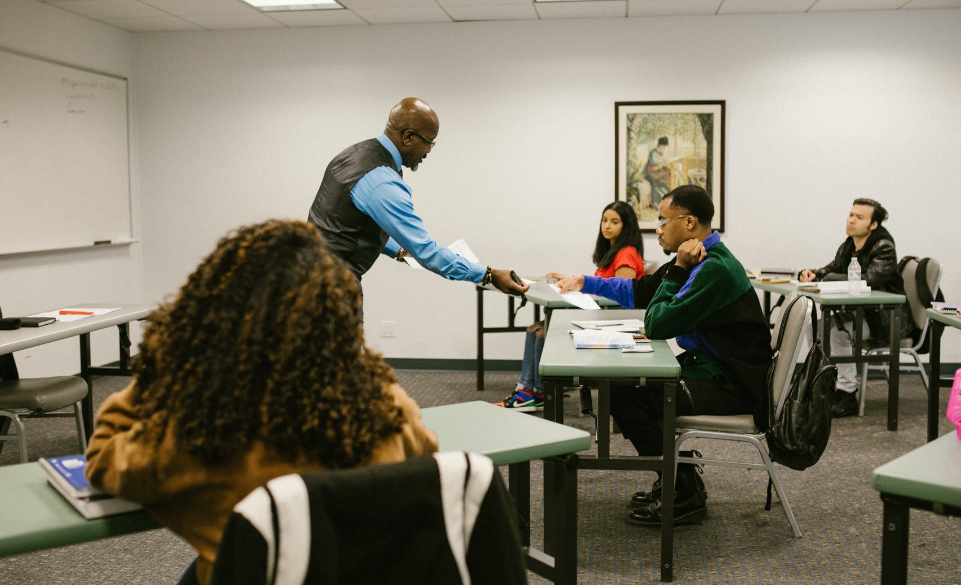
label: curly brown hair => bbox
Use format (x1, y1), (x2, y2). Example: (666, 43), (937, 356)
(132, 220), (403, 468)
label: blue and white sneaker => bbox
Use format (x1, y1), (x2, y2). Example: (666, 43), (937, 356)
(495, 389), (544, 411)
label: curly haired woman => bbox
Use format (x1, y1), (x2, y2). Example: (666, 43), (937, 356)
(85, 220), (438, 585)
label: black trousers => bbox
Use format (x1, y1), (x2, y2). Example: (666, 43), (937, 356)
(610, 376), (753, 457)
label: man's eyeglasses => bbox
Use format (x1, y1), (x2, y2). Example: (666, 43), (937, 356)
(405, 129), (436, 149)
(654, 214), (691, 229)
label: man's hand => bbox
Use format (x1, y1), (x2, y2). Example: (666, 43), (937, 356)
(799, 269), (817, 283)
(675, 239), (707, 270)
(490, 268), (529, 295)
(555, 275), (584, 293)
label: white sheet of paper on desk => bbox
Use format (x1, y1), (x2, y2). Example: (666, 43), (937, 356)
(526, 280), (600, 311)
(402, 239), (480, 270)
(31, 307), (120, 322)
(571, 319), (644, 333)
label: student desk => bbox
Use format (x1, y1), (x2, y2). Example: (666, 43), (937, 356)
(0, 303), (156, 439)
(0, 401), (591, 585)
(872, 433), (961, 584)
(422, 401), (591, 585)
(474, 284), (618, 392)
(925, 308), (961, 442)
(539, 308), (682, 582)
(751, 281), (906, 431)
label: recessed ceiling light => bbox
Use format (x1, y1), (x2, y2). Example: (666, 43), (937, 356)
(242, 0), (342, 12)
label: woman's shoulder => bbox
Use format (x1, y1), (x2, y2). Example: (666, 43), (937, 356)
(611, 246), (644, 271)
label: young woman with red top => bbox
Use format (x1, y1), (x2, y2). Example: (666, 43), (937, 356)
(497, 201), (645, 410)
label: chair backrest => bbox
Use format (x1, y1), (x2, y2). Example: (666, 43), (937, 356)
(901, 256), (943, 338)
(209, 452), (527, 585)
(769, 296), (814, 421)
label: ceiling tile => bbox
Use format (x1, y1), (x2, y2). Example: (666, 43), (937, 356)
(446, 4), (539, 20)
(99, 15), (204, 30)
(899, 0), (961, 7)
(350, 6), (454, 23)
(265, 8), (369, 25)
(437, 0), (531, 5)
(339, 0), (438, 8)
(628, 0), (722, 16)
(809, 0), (905, 10)
(182, 13), (287, 28)
(139, 0), (260, 15)
(534, 0), (627, 19)
(47, 0), (169, 19)
(718, 0), (816, 13)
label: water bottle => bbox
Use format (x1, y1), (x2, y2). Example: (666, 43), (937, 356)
(848, 257), (861, 296)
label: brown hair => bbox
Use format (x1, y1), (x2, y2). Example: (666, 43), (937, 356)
(132, 220), (402, 468)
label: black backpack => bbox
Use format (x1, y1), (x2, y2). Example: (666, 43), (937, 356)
(765, 297), (838, 474)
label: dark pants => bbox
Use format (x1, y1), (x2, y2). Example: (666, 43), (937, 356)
(611, 376), (753, 457)
(177, 559), (200, 585)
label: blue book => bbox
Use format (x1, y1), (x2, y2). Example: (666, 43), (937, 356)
(39, 454), (99, 499)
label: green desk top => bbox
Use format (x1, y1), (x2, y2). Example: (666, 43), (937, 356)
(873, 433), (961, 507)
(926, 308), (961, 330)
(421, 401), (591, 466)
(749, 280), (905, 307)
(0, 462), (160, 557)
(750, 280), (799, 297)
(0, 303), (156, 356)
(522, 288), (621, 309)
(538, 309), (681, 379)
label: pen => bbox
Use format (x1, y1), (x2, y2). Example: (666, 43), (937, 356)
(59, 310), (94, 315)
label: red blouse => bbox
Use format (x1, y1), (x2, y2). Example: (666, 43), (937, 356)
(594, 246), (644, 279)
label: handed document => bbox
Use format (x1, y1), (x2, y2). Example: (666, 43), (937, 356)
(404, 239), (480, 270)
(525, 279), (600, 311)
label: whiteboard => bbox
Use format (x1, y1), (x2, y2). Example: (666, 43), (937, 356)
(0, 48), (131, 256)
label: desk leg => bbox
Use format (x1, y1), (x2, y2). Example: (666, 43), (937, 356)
(508, 461), (531, 548)
(476, 287), (485, 392)
(78, 333), (94, 441)
(887, 309), (900, 432)
(660, 381), (677, 583)
(880, 498), (910, 585)
(928, 321), (944, 443)
(763, 291), (771, 324)
(545, 454), (578, 585)
(597, 380), (611, 460)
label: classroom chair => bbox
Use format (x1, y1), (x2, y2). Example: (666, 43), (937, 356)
(858, 257), (942, 416)
(0, 307), (88, 462)
(207, 452), (527, 585)
(673, 295), (813, 538)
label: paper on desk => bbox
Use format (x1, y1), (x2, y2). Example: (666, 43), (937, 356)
(526, 280), (600, 311)
(31, 307), (120, 323)
(403, 239), (480, 270)
(571, 319), (644, 332)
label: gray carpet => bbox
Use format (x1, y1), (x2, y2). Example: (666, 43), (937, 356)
(0, 371), (957, 584)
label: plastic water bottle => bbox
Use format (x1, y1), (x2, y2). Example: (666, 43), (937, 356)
(848, 257), (861, 296)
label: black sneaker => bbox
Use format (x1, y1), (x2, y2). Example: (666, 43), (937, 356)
(628, 488), (707, 526)
(832, 391), (858, 418)
(630, 451), (707, 507)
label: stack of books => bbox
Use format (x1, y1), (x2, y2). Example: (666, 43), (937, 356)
(39, 454), (142, 519)
(931, 301), (961, 315)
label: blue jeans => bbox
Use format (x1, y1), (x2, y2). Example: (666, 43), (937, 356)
(517, 328), (545, 394)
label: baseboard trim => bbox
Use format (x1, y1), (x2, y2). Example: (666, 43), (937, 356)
(385, 358), (521, 372)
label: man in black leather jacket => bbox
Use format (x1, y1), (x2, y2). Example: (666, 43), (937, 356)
(799, 198), (905, 417)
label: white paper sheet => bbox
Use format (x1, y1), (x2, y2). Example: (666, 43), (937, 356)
(403, 238), (480, 270)
(526, 280), (600, 311)
(31, 307), (120, 323)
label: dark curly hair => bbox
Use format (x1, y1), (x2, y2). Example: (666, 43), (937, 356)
(132, 220), (403, 468)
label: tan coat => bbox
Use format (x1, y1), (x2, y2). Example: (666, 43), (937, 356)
(85, 382), (438, 585)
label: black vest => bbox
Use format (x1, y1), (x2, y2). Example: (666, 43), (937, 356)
(308, 138), (399, 277)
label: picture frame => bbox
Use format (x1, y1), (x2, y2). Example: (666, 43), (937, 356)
(615, 100), (725, 232)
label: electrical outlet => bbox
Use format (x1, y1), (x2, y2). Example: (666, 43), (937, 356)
(380, 321), (396, 338)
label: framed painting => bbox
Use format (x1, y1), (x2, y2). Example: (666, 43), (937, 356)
(615, 100), (725, 232)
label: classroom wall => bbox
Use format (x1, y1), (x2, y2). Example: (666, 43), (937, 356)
(133, 9), (961, 365)
(0, 0), (145, 377)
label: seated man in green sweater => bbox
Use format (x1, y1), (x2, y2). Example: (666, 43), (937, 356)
(556, 185), (772, 526)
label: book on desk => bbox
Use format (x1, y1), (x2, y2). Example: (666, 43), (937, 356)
(39, 454), (142, 519)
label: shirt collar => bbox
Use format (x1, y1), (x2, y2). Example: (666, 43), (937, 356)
(702, 230), (721, 250)
(376, 133), (403, 173)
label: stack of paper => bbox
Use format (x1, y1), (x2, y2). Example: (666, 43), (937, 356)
(798, 281), (871, 294)
(571, 330), (637, 349)
(932, 301), (961, 315)
(571, 319), (644, 333)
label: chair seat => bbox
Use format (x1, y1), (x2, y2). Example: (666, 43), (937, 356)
(0, 377), (88, 411)
(675, 414), (758, 434)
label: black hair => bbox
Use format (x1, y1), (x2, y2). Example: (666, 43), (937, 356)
(852, 198), (888, 227)
(657, 137), (669, 146)
(593, 201), (644, 270)
(666, 185), (714, 225)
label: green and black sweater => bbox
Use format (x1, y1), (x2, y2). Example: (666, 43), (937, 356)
(581, 232), (773, 429)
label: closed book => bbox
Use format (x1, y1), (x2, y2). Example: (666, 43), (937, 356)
(39, 455), (143, 519)
(19, 316), (56, 327)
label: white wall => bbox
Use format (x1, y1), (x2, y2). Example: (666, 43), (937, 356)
(134, 10), (961, 365)
(0, 0), (144, 377)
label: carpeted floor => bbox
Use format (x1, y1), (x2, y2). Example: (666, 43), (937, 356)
(0, 370), (957, 584)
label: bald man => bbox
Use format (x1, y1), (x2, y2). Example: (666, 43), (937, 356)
(308, 98), (527, 302)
